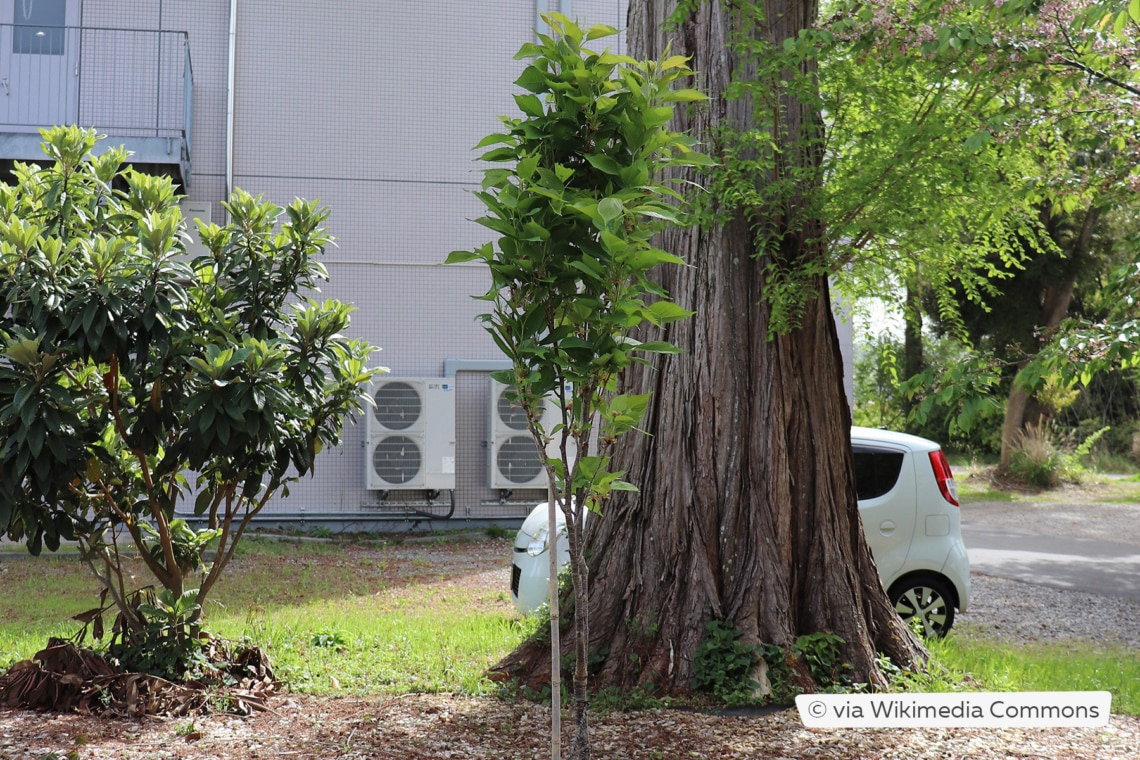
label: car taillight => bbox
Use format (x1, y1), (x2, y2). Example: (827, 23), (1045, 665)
(929, 450), (959, 507)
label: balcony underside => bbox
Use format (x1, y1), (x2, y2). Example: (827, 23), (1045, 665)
(0, 131), (190, 189)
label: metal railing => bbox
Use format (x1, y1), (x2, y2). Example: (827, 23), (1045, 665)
(0, 25), (192, 148)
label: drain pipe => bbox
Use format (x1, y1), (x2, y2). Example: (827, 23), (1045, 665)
(225, 0), (237, 213)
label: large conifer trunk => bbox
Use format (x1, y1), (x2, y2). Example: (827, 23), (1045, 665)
(495, 0), (924, 694)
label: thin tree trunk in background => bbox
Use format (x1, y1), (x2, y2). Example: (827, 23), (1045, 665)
(902, 284), (924, 430)
(492, 0), (924, 696)
(546, 487), (560, 760)
(999, 205), (1099, 466)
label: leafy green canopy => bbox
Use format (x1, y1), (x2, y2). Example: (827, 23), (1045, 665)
(1030, 259), (1140, 390)
(805, 0), (1140, 439)
(0, 126), (377, 628)
(819, 0), (1139, 322)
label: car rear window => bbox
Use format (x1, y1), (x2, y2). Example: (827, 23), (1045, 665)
(852, 445), (904, 500)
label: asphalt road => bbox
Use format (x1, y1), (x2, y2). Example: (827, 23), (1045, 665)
(961, 522), (1140, 602)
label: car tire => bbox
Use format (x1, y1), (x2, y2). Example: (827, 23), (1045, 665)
(889, 574), (956, 638)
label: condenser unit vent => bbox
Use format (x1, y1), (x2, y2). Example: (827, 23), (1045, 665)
(365, 378), (455, 490)
(488, 379), (576, 490)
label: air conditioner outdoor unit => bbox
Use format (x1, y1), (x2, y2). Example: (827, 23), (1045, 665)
(488, 379), (577, 490)
(365, 377), (456, 491)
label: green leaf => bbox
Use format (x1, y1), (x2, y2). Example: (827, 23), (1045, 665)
(636, 207), (682, 224)
(569, 257), (605, 281)
(662, 88), (705, 103)
(515, 65), (548, 93)
(445, 249), (480, 264)
(583, 23), (619, 41)
(6, 337), (41, 367)
(13, 384), (35, 414)
(609, 480), (639, 492)
(473, 132), (514, 150)
(514, 94), (545, 118)
(586, 154), (622, 175)
(517, 154), (540, 181)
(600, 230), (628, 254)
(619, 162), (649, 188)
(643, 106), (675, 128)
(194, 488), (213, 516)
(647, 300), (695, 324)
(672, 150), (716, 167)
(26, 423), (45, 457)
(479, 147), (518, 163)
(963, 130), (991, 153)
(635, 340), (682, 354)
(522, 220), (550, 241)
(598, 198), (623, 225)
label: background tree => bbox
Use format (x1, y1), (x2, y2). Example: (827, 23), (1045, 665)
(920, 200), (1123, 464)
(1026, 248), (1140, 441)
(452, 16), (705, 757)
(0, 127), (377, 676)
(821, 0), (1139, 461)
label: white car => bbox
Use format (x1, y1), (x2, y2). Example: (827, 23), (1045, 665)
(510, 426), (970, 636)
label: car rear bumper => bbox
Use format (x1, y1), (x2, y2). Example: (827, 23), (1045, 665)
(941, 538), (971, 612)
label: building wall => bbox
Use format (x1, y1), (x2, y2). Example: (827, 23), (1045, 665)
(196, 1), (628, 521)
(79, 0), (231, 214)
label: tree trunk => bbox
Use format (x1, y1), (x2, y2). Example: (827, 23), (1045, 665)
(493, 0), (924, 697)
(999, 205), (1100, 467)
(902, 283), (925, 429)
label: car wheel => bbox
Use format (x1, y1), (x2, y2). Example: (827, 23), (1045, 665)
(889, 575), (955, 637)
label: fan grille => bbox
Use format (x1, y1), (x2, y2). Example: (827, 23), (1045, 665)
(496, 388), (544, 431)
(371, 435), (422, 485)
(496, 435), (544, 484)
(373, 381), (422, 431)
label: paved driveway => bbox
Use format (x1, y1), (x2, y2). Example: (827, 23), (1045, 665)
(960, 522), (1140, 602)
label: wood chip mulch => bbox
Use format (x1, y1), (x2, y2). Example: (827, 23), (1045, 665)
(2, 691), (1139, 759)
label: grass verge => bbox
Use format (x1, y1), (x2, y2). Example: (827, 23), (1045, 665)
(953, 462), (1140, 504)
(0, 535), (528, 695)
(1, 538), (1137, 715)
(917, 636), (1140, 716)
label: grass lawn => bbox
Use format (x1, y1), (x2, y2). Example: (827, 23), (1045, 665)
(1, 533), (1138, 715)
(954, 461), (1140, 504)
(926, 636), (1140, 715)
(0, 535), (529, 697)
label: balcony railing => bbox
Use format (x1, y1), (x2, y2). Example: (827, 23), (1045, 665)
(0, 25), (192, 181)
